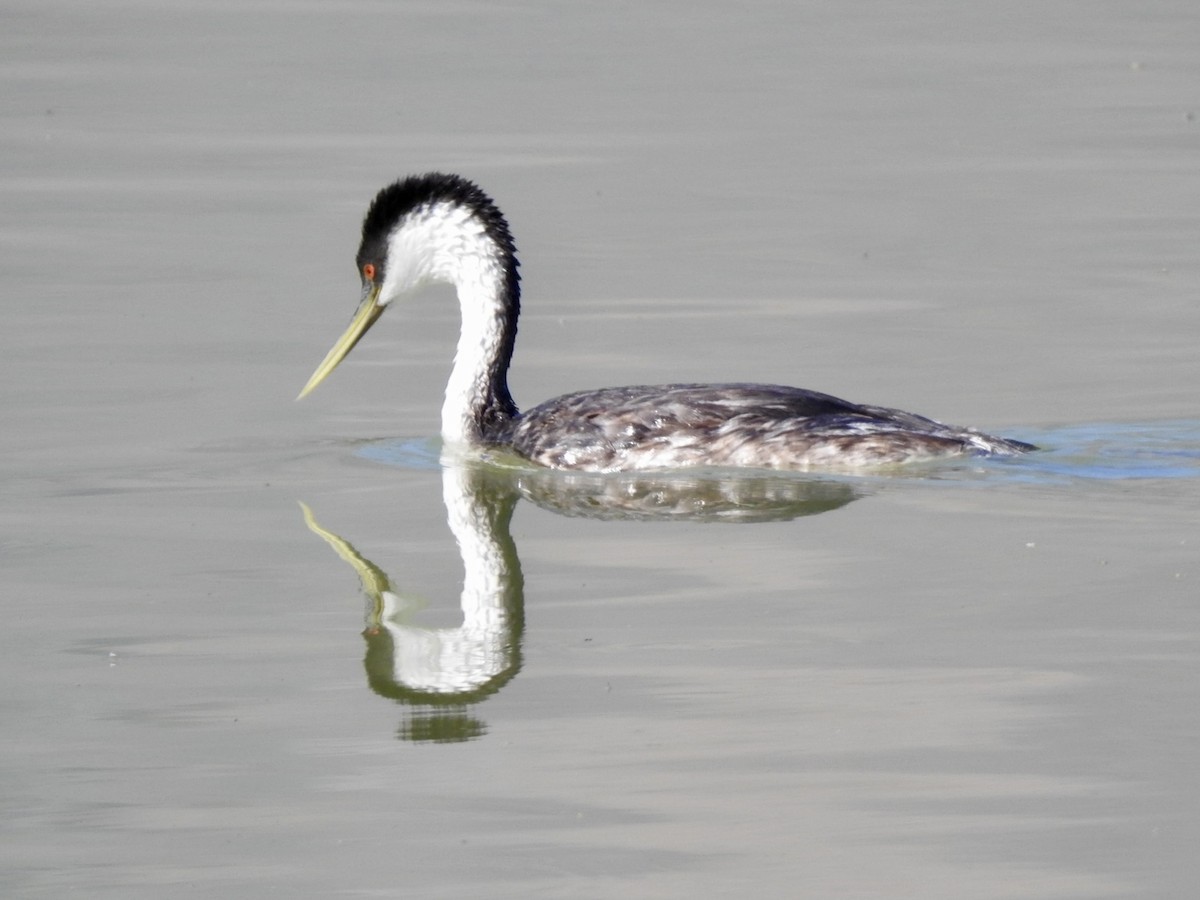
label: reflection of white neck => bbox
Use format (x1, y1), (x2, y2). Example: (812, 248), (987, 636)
(377, 464), (517, 693)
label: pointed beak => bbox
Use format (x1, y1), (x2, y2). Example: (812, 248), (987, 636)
(297, 281), (385, 400)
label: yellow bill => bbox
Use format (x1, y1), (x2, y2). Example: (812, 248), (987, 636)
(297, 282), (385, 399)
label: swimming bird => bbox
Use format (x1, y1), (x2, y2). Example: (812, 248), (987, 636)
(299, 173), (1034, 471)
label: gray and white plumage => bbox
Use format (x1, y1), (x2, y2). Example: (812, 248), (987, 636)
(299, 172), (1034, 472)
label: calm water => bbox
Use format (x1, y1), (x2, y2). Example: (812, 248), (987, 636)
(3, 2), (1199, 897)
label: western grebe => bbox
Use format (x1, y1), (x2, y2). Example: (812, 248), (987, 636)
(299, 172), (1034, 471)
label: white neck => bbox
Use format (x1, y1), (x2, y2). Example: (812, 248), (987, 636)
(441, 259), (512, 445)
(378, 202), (517, 446)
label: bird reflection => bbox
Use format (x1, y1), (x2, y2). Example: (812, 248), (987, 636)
(301, 459), (858, 742)
(509, 459), (859, 522)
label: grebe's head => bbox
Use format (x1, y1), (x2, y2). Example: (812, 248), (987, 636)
(297, 173), (516, 400)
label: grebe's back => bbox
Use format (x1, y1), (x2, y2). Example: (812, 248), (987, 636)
(504, 382), (1034, 472)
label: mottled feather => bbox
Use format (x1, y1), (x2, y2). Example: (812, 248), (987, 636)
(501, 383), (1034, 472)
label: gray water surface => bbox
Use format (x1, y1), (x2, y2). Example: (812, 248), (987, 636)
(3, 2), (1199, 898)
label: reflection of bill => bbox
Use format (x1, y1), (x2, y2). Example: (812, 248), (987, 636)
(301, 459), (856, 742)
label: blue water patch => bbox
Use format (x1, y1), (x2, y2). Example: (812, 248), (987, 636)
(966, 420), (1200, 484)
(356, 437), (444, 471)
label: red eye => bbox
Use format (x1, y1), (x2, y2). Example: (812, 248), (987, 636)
(362, 263), (376, 281)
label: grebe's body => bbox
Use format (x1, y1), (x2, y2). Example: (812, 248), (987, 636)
(503, 383), (1030, 471)
(300, 173), (1033, 472)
